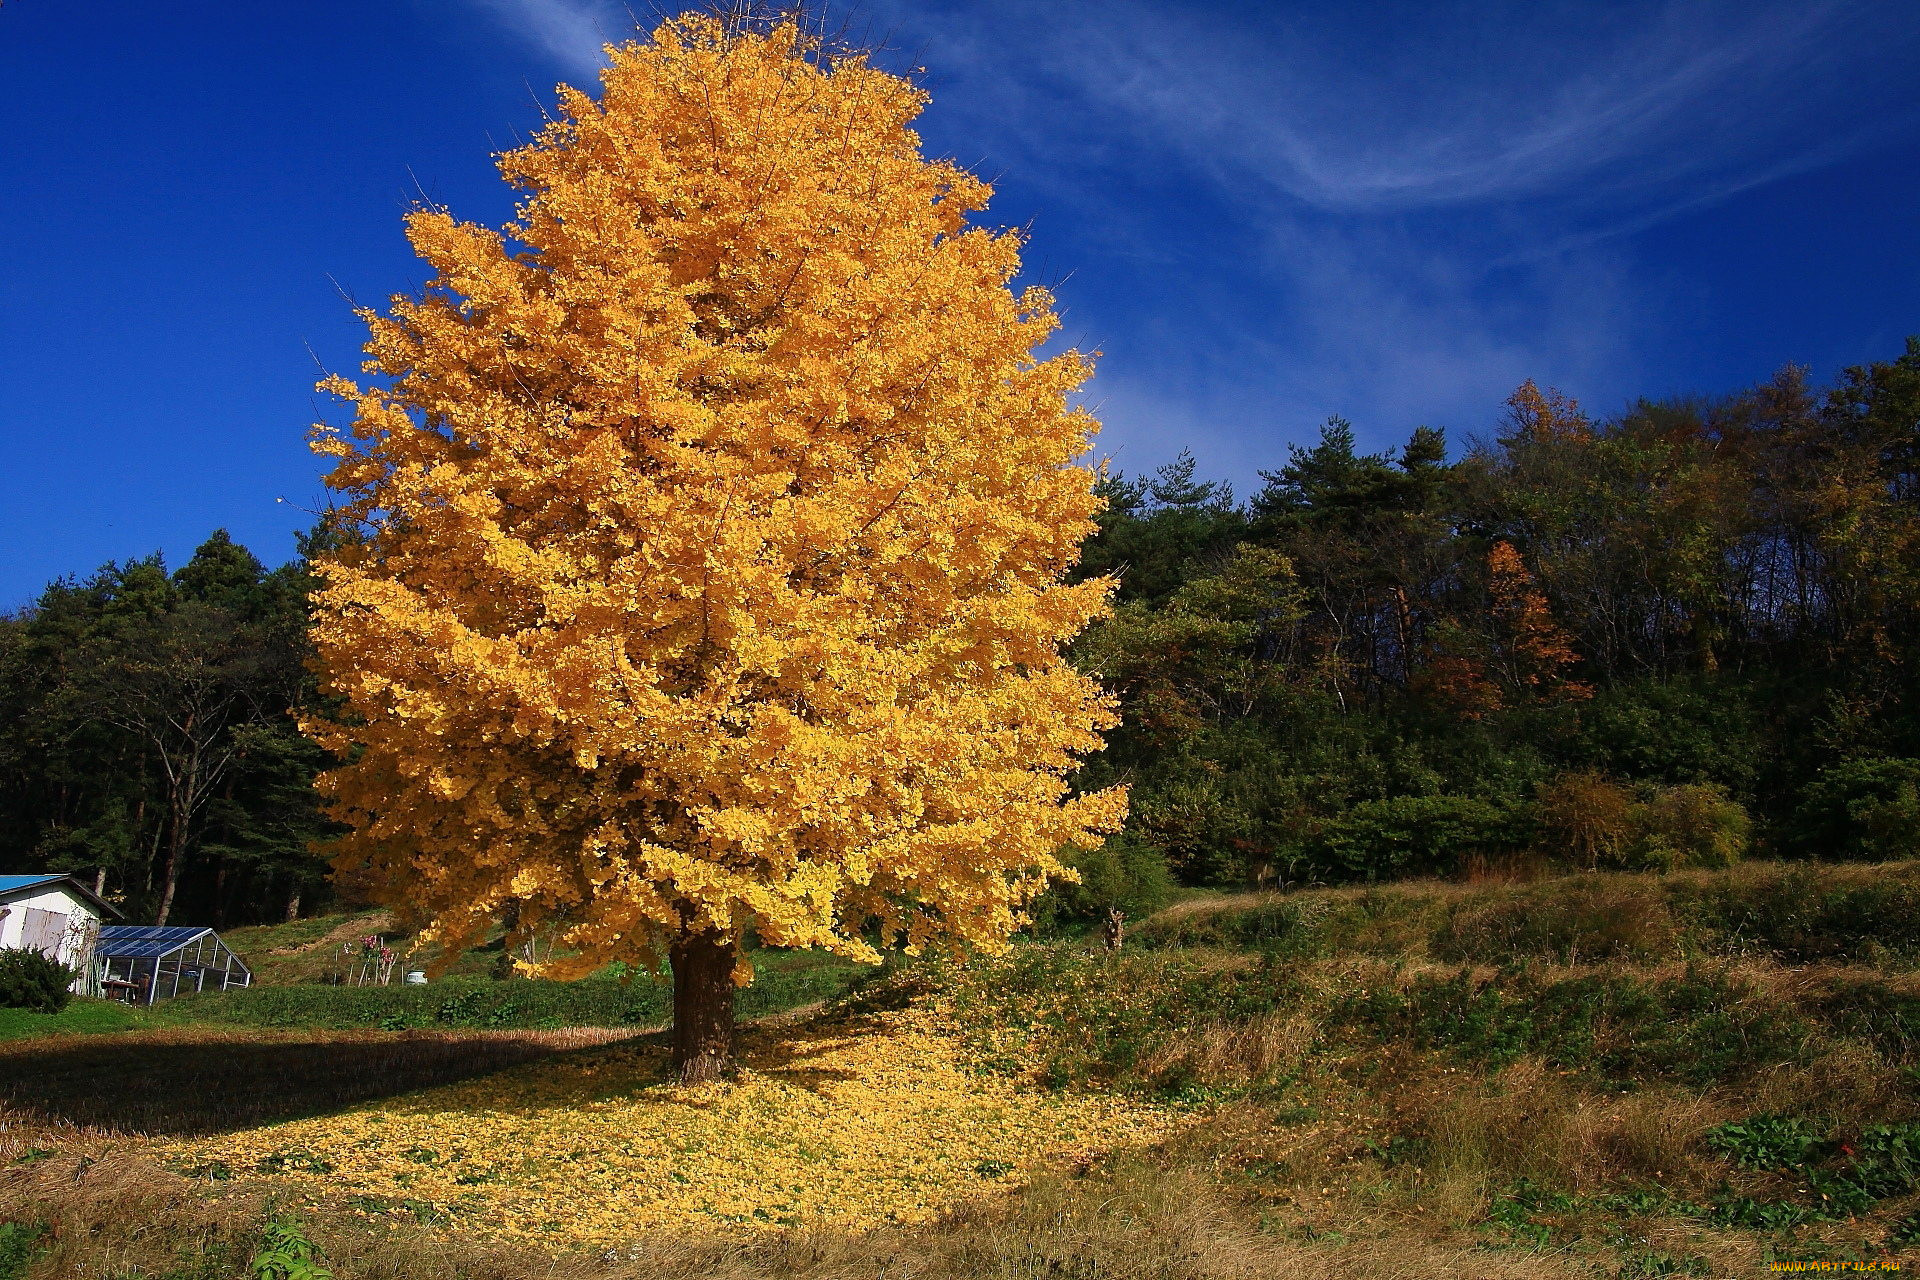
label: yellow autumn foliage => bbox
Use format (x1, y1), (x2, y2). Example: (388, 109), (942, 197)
(306, 16), (1126, 977)
(158, 1007), (1187, 1243)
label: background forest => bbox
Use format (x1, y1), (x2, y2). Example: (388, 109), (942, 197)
(6, 339), (1919, 929)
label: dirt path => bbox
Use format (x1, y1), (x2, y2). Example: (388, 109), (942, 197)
(266, 911), (397, 956)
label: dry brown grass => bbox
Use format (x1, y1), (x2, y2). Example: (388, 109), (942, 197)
(1135, 1010), (1321, 1087)
(1, 1128), (1665, 1280)
(1389, 1057), (1722, 1193)
(1435, 875), (1681, 961)
(0, 1045), (1875, 1279)
(1141, 857), (1920, 968)
(1457, 850), (1553, 885)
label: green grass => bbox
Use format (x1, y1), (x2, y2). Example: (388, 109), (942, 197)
(927, 940), (1895, 1098)
(0, 948), (868, 1043)
(1330, 966), (1817, 1086)
(163, 947), (867, 1032)
(0, 998), (158, 1041)
(223, 908), (532, 986)
(221, 911), (367, 955)
(0, 1222), (45, 1280)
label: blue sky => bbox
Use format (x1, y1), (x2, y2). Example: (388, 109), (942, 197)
(3, 0), (1918, 606)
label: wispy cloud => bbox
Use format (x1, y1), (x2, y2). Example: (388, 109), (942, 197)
(450, 0), (1920, 483)
(867, 0), (1920, 476)
(883, 0), (1920, 226)
(462, 0), (624, 80)
(1074, 215), (1644, 488)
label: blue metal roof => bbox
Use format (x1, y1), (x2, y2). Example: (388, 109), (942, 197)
(95, 925), (214, 959)
(0, 875), (66, 894)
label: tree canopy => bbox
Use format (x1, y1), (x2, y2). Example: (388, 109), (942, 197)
(306, 16), (1124, 1078)
(0, 531), (329, 926)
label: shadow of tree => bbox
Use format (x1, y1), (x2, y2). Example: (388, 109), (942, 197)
(724, 1010), (898, 1094)
(0, 1027), (641, 1137)
(0, 1003), (910, 1139)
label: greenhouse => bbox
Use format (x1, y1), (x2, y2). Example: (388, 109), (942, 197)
(94, 925), (252, 1004)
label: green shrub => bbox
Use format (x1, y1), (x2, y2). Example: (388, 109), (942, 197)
(1535, 771), (1636, 868)
(1029, 835), (1177, 933)
(1848, 1122), (1920, 1199)
(1705, 1114), (1825, 1172)
(1790, 757), (1920, 860)
(1700, 1115), (1920, 1223)
(1628, 783), (1749, 870)
(0, 947), (77, 1014)
(248, 1216), (332, 1280)
(1315, 794), (1520, 878)
(1568, 676), (1765, 793)
(0, 1222), (46, 1280)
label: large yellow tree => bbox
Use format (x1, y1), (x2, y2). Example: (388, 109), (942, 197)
(307, 15), (1126, 1081)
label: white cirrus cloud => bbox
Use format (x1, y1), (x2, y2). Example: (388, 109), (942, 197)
(459, 0), (625, 79)
(445, 0), (1920, 485)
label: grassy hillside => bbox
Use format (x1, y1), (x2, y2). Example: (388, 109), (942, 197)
(2, 860), (1916, 1278)
(910, 861), (1920, 1274)
(158, 946), (863, 1032)
(68, 905), (864, 1036)
(17, 913), (865, 1041)
(218, 909), (510, 987)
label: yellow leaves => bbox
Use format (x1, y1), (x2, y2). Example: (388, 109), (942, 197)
(157, 1007), (1187, 1243)
(307, 16), (1126, 975)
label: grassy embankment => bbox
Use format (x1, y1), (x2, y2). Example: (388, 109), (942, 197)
(0, 910), (865, 1041)
(1, 860), (1918, 1278)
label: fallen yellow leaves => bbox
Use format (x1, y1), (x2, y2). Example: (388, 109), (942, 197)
(156, 1007), (1188, 1244)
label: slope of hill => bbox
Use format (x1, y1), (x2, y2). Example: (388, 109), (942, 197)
(2, 860), (1915, 1278)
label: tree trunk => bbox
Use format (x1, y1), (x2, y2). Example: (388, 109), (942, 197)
(285, 885), (302, 922)
(212, 774), (235, 928)
(140, 793), (159, 892)
(492, 899), (522, 980)
(669, 931), (737, 1084)
(154, 772), (193, 926)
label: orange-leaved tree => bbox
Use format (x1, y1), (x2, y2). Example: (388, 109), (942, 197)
(305, 15), (1126, 1082)
(1486, 540), (1591, 701)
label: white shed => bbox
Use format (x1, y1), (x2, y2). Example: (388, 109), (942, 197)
(0, 874), (123, 996)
